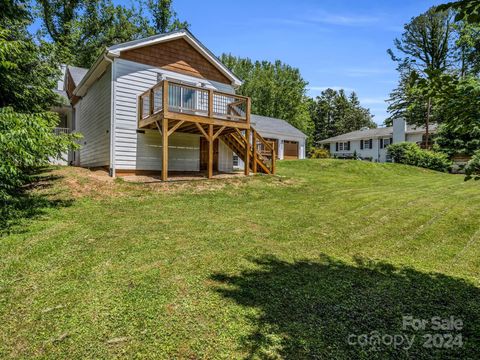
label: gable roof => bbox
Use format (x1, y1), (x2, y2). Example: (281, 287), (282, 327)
(74, 30), (242, 97)
(108, 30), (242, 86)
(251, 114), (307, 139)
(318, 124), (437, 143)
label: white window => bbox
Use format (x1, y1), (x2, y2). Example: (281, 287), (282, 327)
(362, 139), (373, 149)
(339, 142), (349, 151)
(379, 138), (391, 149)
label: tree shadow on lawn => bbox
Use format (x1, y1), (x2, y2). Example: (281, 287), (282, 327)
(211, 255), (480, 359)
(0, 169), (73, 236)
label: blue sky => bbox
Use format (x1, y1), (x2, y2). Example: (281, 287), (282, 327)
(159, 0), (444, 125)
(32, 0), (445, 124)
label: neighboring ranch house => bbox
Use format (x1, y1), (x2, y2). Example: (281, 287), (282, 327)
(319, 118), (437, 163)
(55, 30), (306, 180)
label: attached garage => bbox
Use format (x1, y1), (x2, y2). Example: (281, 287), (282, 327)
(283, 140), (299, 159)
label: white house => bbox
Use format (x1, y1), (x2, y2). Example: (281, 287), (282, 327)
(318, 118), (436, 162)
(54, 30), (306, 180)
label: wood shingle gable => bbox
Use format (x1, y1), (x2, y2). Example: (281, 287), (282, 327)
(119, 38), (231, 84)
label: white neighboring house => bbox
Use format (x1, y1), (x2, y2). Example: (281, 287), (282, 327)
(318, 118), (436, 163)
(53, 30), (306, 178)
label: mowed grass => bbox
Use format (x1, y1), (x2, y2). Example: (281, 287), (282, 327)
(1, 159), (479, 359)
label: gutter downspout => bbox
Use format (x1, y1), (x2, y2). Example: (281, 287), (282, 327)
(103, 53), (116, 177)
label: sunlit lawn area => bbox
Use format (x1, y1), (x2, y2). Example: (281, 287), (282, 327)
(1, 159), (479, 358)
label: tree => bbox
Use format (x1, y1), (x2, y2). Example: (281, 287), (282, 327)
(220, 54), (313, 135)
(0, 108), (80, 200)
(435, 75), (480, 156)
(1, 1), (59, 111)
(437, 0), (480, 23)
(387, 7), (456, 143)
(454, 21), (480, 76)
(147, 0), (189, 33)
(72, 0), (152, 67)
(309, 88), (376, 146)
(37, 0), (153, 67)
(0, 1), (80, 202)
(388, 7), (455, 74)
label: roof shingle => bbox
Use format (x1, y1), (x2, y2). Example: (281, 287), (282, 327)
(318, 124), (437, 143)
(251, 114), (307, 138)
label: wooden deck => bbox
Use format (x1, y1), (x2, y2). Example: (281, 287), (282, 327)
(138, 80), (275, 181)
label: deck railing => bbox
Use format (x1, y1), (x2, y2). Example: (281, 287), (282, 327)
(252, 129), (276, 174)
(139, 80), (250, 125)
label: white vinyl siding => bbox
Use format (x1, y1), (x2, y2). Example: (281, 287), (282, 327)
(76, 65), (111, 167)
(133, 130), (200, 171)
(113, 58), (234, 172)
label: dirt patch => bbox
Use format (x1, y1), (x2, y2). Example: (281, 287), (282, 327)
(31, 167), (300, 201)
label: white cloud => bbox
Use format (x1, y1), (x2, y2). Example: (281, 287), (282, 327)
(257, 10), (380, 30)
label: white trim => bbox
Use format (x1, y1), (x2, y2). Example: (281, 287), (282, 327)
(73, 51), (113, 97)
(109, 59), (116, 177)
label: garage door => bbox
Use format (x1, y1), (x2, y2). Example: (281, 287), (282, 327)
(284, 140), (299, 159)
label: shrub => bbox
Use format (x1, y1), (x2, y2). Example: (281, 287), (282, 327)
(465, 151), (480, 181)
(387, 142), (452, 172)
(310, 148), (330, 159)
(0, 107), (81, 200)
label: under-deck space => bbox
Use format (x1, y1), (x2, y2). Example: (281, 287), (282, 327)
(138, 80), (276, 181)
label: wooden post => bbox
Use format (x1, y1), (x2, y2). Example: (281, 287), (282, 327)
(149, 89), (154, 116)
(246, 97), (251, 127)
(208, 124), (213, 179)
(138, 96), (143, 126)
(244, 128), (250, 176)
(162, 80), (169, 115)
(252, 130), (257, 174)
(162, 117), (168, 181)
(208, 89), (214, 119)
(271, 143), (276, 175)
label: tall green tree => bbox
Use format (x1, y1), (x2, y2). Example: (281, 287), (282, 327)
(1, 1), (59, 111)
(435, 75), (480, 156)
(454, 21), (480, 76)
(437, 0), (480, 23)
(72, 0), (152, 67)
(147, 0), (189, 33)
(387, 7), (456, 145)
(309, 89), (376, 145)
(1, 0), (80, 202)
(220, 54), (313, 135)
(37, 0), (152, 67)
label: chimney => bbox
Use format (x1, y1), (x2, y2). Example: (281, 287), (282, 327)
(392, 118), (406, 143)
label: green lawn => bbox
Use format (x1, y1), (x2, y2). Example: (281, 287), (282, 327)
(1, 160), (479, 359)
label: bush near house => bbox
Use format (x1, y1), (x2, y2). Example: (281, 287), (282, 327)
(309, 148), (330, 158)
(387, 142), (452, 172)
(0, 107), (80, 200)
(465, 150), (480, 181)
